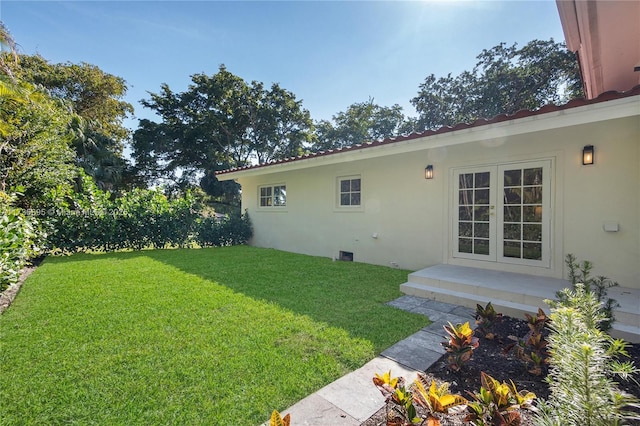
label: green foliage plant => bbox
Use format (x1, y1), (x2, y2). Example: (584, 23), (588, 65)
(195, 211), (253, 247)
(269, 410), (290, 426)
(373, 371), (467, 426)
(465, 372), (536, 426)
(412, 373), (468, 425)
(503, 308), (550, 376)
(0, 192), (40, 291)
(536, 284), (640, 426)
(441, 321), (479, 371)
(42, 173), (252, 254)
(373, 370), (421, 425)
(560, 253), (619, 332)
(475, 302), (503, 339)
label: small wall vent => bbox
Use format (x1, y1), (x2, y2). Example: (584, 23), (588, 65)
(339, 251), (354, 262)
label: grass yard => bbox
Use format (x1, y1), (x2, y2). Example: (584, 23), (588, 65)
(0, 246), (429, 425)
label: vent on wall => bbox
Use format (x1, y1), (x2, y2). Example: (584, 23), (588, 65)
(339, 251), (354, 262)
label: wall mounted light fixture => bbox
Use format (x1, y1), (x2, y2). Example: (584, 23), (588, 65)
(583, 145), (594, 165)
(425, 165), (434, 179)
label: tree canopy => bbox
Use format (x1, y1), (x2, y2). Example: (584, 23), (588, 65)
(411, 39), (582, 131)
(131, 65), (314, 201)
(7, 54), (134, 190)
(0, 26), (77, 208)
(312, 99), (413, 152)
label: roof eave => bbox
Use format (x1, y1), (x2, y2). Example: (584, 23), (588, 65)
(217, 93), (639, 181)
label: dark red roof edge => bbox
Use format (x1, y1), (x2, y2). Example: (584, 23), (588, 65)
(217, 85), (640, 176)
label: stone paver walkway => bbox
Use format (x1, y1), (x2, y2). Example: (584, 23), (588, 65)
(274, 296), (474, 425)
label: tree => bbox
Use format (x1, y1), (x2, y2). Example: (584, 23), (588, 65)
(7, 54), (134, 190)
(0, 23), (76, 205)
(312, 99), (412, 151)
(411, 39), (583, 131)
(0, 81), (77, 208)
(0, 22), (18, 79)
(246, 82), (314, 164)
(132, 65), (313, 206)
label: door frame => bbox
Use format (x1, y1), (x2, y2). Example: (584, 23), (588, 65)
(450, 159), (553, 269)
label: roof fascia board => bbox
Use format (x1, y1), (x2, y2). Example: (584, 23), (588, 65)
(556, 0), (581, 51)
(218, 95), (639, 180)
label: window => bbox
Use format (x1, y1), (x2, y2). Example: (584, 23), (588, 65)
(339, 177), (361, 206)
(259, 184), (286, 207)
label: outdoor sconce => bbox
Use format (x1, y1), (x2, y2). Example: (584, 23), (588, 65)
(582, 145), (594, 165)
(425, 165), (434, 179)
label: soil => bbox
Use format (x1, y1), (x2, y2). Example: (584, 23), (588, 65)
(362, 315), (640, 426)
(0, 263), (39, 314)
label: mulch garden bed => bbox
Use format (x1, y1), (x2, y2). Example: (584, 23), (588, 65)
(362, 315), (640, 426)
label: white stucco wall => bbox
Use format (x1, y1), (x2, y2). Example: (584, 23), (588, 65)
(229, 107), (639, 289)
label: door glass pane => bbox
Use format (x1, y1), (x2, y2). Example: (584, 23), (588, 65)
(457, 170), (492, 257)
(523, 224), (542, 241)
(474, 223), (489, 238)
(459, 222), (472, 237)
(459, 238), (472, 253)
(523, 168), (543, 185)
(504, 169), (521, 186)
(504, 206), (521, 222)
(459, 190), (473, 205)
(460, 173), (473, 188)
(504, 188), (521, 204)
(523, 243), (542, 260)
(459, 206), (472, 221)
(523, 206), (542, 223)
(474, 206), (489, 221)
(523, 187), (542, 204)
(475, 189), (489, 204)
(474, 239), (489, 255)
(501, 164), (546, 263)
(503, 241), (521, 258)
(504, 223), (521, 240)
(475, 172), (490, 188)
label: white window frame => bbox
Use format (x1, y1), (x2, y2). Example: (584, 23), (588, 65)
(336, 175), (363, 210)
(258, 183), (287, 208)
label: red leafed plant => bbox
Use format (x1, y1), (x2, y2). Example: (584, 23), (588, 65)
(442, 321), (479, 371)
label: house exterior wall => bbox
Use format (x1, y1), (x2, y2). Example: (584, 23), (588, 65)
(236, 115), (639, 289)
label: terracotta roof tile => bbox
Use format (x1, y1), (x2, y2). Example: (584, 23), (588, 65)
(216, 85), (640, 176)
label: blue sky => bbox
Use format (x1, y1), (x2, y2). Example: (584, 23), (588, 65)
(1, 1), (566, 130)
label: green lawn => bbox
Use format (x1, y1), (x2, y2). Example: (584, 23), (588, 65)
(0, 246), (429, 425)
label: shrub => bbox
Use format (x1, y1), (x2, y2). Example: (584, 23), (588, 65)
(475, 302), (502, 339)
(503, 308), (550, 376)
(0, 192), (41, 291)
(441, 321), (479, 371)
(373, 370), (467, 426)
(465, 371), (536, 426)
(536, 284), (640, 426)
(560, 253), (619, 332)
(195, 212), (253, 247)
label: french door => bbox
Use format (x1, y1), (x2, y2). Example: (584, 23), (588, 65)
(453, 161), (551, 267)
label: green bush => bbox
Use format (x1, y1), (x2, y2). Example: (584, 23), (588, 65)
(560, 254), (619, 332)
(0, 192), (40, 291)
(537, 284), (640, 426)
(41, 174), (251, 253)
(195, 212), (253, 247)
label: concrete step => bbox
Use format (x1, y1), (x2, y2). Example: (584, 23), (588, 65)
(400, 281), (546, 320)
(401, 265), (640, 343)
